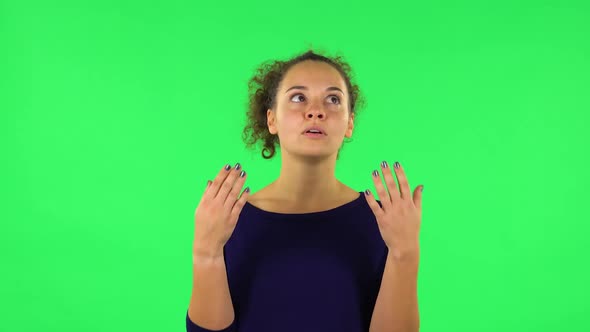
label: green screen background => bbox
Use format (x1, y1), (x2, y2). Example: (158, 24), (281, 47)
(2, 0), (589, 331)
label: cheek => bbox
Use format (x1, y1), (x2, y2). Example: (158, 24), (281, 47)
(274, 113), (299, 132)
(283, 104), (302, 114)
(279, 110), (300, 123)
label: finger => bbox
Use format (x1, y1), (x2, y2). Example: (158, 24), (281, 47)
(381, 160), (401, 203)
(364, 189), (384, 220)
(217, 163), (243, 203)
(392, 161), (410, 200)
(224, 168), (247, 209)
(371, 161), (391, 211)
(413, 185), (423, 214)
(230, 187), (251, 227)
(199, 179), (213, 208)
(205, 163), (233, 200)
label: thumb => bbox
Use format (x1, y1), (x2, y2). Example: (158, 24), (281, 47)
(413, 185), (423, 213)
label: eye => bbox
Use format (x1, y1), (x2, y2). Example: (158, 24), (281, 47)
(290, 93), (306, 103)
(289, 93), (341, 105)
(328, 95), (341, 105)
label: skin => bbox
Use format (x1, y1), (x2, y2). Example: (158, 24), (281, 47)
(262, 60), (424, 331)
(250, 60), (424, 331)
(260, 60), (356, 206)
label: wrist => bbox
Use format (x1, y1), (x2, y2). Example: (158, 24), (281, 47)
(388, 246), (420, 264)
(193, 244), (224, 262)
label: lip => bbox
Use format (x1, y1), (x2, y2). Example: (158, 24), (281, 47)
(302, 125), (326, 136)
(303, 132), (326, 139)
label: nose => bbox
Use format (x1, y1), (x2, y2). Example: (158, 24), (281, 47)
(304, 104), (326, 119)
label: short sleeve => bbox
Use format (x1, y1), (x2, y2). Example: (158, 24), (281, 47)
(186, 310), (236, 332)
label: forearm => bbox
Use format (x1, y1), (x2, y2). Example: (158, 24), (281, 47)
(369, 250), (420, 332)
(188, 250), (235, 330)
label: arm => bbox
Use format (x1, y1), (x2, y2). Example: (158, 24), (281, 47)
(187, 248), (236, 331)
(369, 250), (420, 332)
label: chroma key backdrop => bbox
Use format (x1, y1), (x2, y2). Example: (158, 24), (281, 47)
(2, 0), (588, 331)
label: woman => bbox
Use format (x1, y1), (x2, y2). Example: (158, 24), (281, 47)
(187, 49), (424, 332)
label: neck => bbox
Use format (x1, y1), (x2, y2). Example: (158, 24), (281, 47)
(268, 152), (344, 204)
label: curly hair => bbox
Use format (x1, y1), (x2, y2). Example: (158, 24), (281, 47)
(242, 48), (367, 160)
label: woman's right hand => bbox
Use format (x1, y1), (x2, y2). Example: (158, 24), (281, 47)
(193, 163), (250, 259)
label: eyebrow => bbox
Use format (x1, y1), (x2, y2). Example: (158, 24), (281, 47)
(285, 85), (344, 94)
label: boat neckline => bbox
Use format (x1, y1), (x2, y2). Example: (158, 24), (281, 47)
(243, 191), (367, 218)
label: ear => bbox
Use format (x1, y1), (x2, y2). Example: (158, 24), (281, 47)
(345, 112), (354, 138)
(267, 109), (277, 135)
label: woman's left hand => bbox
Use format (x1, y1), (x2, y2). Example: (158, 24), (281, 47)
(365, 161), (423, 261)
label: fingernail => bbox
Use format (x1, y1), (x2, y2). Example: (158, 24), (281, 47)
(420, 185), (424, 192)
(234, 163), (241, 170)
(364, 189), (371, 196)
(240, 170), (246, 177)
(381, 161), (388, 168)
(394, 161), (400, 169)
(224, 164), (231, 171)
(245, 187), (250, 193)
(372, 170), (379, 177)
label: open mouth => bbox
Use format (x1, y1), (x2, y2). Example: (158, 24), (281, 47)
(304, 132), (325, 138)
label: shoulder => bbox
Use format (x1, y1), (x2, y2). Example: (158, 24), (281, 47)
(244, 187), (278, 212)
(245, 187), (269, 205)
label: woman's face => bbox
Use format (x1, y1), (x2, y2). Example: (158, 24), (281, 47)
(267, 60), (354, 158)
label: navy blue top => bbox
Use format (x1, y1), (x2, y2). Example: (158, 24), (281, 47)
(187, 191), (388, 332)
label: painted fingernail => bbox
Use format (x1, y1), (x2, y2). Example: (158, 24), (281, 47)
(234, 163), (241, 170)
(394, 161), (400, 169)
(364, 189), (371, 196)
(240, 170), (246, 177)
(372, 170), (379, 177)
(381, 161), (388, 168)
(224, 164), (231, 171)
(245, 187), (250, 193)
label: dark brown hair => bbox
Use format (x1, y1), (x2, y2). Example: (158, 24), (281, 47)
(242, 49), (366, 160)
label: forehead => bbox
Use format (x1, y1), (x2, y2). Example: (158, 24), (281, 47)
(280, 61), (345, 90)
